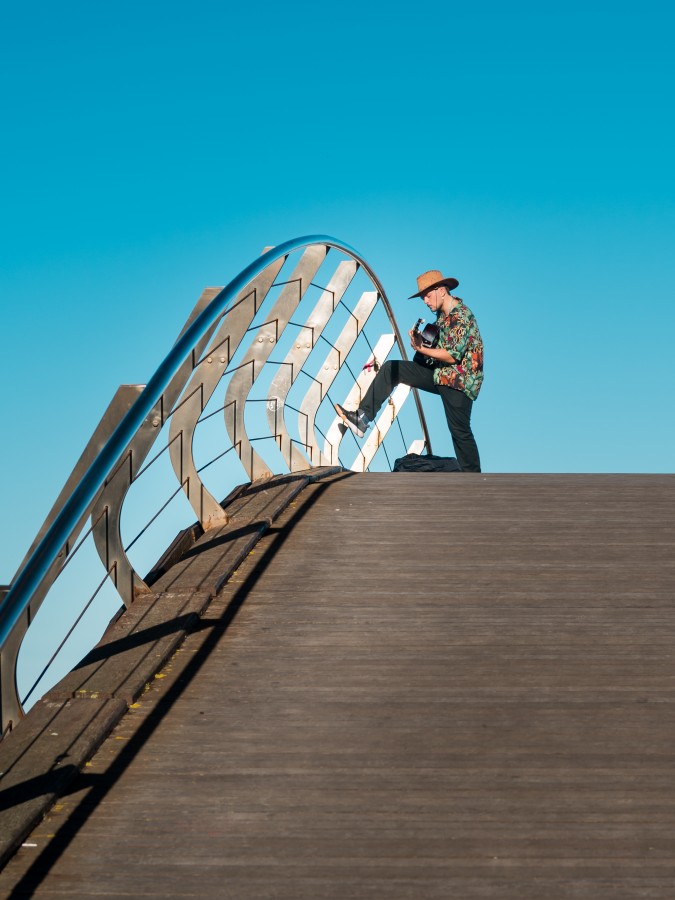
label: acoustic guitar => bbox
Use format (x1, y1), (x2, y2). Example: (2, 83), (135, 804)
(412, 318), (439, 367)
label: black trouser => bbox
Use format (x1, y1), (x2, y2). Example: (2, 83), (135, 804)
(359, 359), (481, 473)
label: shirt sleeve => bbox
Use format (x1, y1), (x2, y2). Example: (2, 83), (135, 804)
(443, 309), (472, 360)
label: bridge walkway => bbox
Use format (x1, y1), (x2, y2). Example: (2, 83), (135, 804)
(1, 472), (674, 898)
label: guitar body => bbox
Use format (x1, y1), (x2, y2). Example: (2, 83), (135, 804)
(412, 319), (440, 367)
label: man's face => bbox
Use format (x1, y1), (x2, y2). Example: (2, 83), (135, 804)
(422, 287), (441, 310)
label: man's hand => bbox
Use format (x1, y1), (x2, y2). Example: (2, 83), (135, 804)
(409, 328), (423, 351)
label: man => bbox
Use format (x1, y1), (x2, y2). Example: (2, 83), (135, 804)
(335, 269), (483, 472)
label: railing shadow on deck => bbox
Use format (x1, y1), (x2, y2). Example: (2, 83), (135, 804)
(1, 473), (347, 892)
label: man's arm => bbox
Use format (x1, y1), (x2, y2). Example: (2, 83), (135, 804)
(409, 328), (458, 364)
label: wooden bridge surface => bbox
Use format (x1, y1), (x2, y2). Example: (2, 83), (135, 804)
(1, 472), (674, 898)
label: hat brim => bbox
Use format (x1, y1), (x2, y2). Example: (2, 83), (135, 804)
(409, 277), (459, 299)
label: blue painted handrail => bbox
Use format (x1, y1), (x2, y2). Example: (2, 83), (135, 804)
(0, 235), (418, 655)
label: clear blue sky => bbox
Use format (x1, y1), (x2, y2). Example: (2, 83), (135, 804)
(2, 2), (674, 586)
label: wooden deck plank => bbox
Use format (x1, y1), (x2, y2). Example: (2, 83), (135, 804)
(1, 473), (673, 898)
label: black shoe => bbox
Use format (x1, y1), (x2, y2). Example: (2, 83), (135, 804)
(335, 404), (370, 438)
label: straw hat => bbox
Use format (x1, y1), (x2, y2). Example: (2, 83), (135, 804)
(409, 269), (459, 298)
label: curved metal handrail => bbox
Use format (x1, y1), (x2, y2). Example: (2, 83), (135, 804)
(0, 235), (430, 732)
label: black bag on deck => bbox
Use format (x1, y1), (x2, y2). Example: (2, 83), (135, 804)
(393, 453), (461, 473)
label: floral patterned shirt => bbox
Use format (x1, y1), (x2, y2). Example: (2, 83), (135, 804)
(434, 299), (484, 400)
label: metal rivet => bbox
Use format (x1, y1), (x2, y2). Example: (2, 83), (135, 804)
(152, 417), (161, 427)
(206, 356), (213, 364)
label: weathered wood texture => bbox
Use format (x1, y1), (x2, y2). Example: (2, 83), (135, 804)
(0, 468), (341, 868)
(1, 473), (673, 898)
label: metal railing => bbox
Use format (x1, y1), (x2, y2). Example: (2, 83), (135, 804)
(0, 235), (431, 735)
